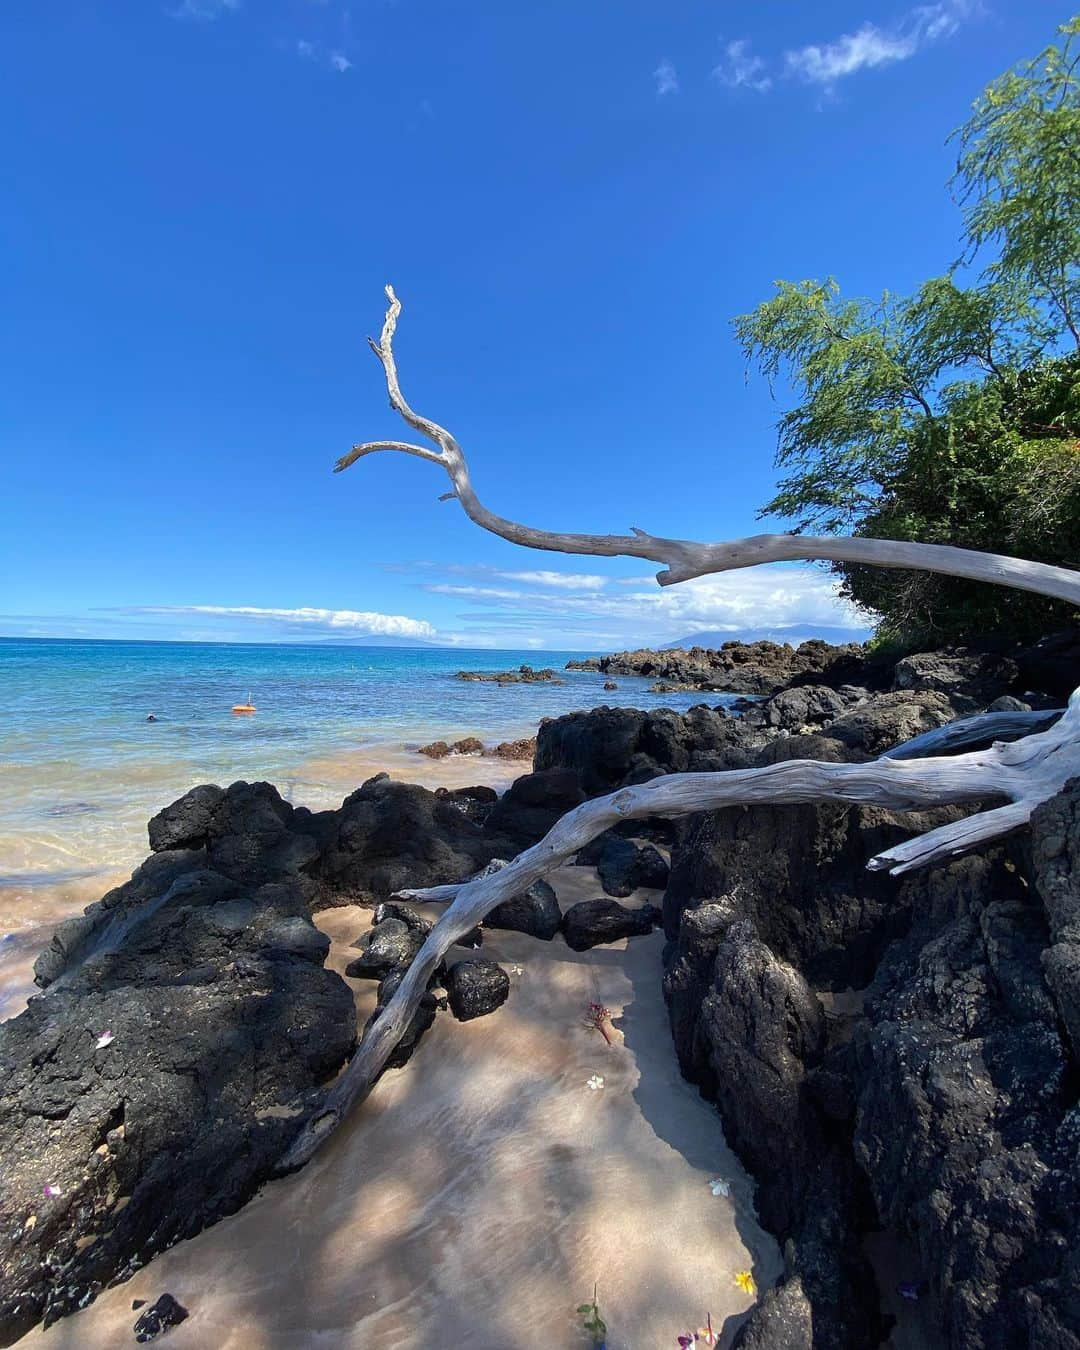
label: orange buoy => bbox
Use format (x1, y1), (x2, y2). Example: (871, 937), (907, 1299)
(232, 692), (256, 715)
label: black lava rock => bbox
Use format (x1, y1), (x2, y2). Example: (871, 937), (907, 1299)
(560, 899), (660, 951)
(443, 959), (511, 1021)
(344, 919), (425, 980)
(371, 901), (432, 935)
(483, 769), (587, 845)
(133, 1294), (189, 1342)
(578, 834), (669, 897)
(0, 828), (354, 1344)
(484, 878), (562, 940)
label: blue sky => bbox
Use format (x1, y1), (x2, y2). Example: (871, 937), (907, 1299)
(0, 1), (1066, 648)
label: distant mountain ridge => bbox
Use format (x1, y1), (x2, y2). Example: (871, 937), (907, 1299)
(662, 624), (870, 650)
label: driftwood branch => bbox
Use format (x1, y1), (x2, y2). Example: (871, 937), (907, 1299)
(336, 286), (1080, 603)
(279, 692), (1080, 1171)
(278, 286), (1080, 1171)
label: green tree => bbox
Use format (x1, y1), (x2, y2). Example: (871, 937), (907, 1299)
(955, 16), (1080, 347)
(737, 17), (1080, 645)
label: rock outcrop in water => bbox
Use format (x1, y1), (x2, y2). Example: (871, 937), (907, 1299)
(566, 638), (874, 693)
(454, 664), (563, 684)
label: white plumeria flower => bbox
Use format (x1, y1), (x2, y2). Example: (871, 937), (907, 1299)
(586, 1074), (605, 1091)
(95, 1031), (115, 1050)
(709, 1177), (731, 1197)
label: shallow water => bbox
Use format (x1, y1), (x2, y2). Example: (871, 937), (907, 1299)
(22, 870), (781, 1350)
(0, 636), (730, 888)
(0, 636), (738, 1019)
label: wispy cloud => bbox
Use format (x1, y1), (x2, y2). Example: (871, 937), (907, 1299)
(169, 0), (240, 20)
(653, 59), (679, 97)
(784, 1), (973, 88)
(55, 564), (868, 647)
(297, 39), (352, 72)
(115, 605), (435, 639)
(709, 2), (974, 98)
(423, 565), (867, 644)
(499, 570), (608, 591)
(427, 585), (527, 602)
(713, 40), (772, 94)
(386, 561), (609, 593)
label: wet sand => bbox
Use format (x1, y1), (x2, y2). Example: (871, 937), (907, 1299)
(22, 867), (781, 1349)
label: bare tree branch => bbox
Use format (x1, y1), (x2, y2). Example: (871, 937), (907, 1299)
(277, 286), (1080, 1172)
(335, 286), (1080, 603)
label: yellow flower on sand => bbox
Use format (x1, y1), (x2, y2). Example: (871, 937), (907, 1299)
(734, 1270), (757, 1297)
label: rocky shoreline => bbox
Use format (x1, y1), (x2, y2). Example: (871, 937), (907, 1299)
(566, 638), (873, 693)
(2, 632), (1079, 1347)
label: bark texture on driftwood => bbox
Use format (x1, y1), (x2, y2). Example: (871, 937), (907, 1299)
(278, 286), (1080, 1171)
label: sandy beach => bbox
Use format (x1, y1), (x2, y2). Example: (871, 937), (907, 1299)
(21, 865), (780, 1349)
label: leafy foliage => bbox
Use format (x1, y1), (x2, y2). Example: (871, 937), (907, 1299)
(577, 1285), (607, 1346)
(954, 17), (1080, 347)
(737, 17), (1080, 644)
(843, 353), (1080, 642)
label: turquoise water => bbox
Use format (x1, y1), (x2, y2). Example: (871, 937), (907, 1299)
(0, 636), (736, 1014)
(0, 637), (729, 884)
(0, 636), (724, 770)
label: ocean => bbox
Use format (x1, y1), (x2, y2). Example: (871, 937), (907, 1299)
(0, 637), (734, 1017)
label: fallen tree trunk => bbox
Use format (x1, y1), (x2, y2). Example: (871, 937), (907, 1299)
(278, 286), (1080, 1171)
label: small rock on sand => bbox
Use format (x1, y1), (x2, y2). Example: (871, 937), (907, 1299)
(133, 1293), (188, 1342)
(443, 958), (511, 1021)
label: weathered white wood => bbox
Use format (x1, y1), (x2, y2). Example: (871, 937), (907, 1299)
(276, 287), (1080, 1172)
(336, 287), (1080, 605)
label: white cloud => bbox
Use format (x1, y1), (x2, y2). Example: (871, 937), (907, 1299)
(713, 39), (772, 93)
(784, 25), (917, 83)
(426, 564), (867, 645)
(654, 59), (679, 97)
(625, 568), (864, 631)
(784, 1), (972, 87)
(498, 570), (608, 591)
(119, 605), (435, 639)
(169, 0), (239, 19)
(427, 585), (527, 601)
(296, 38), (352, 71)
(710, 3), (974, 98)
(386, 561), (609, 592)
